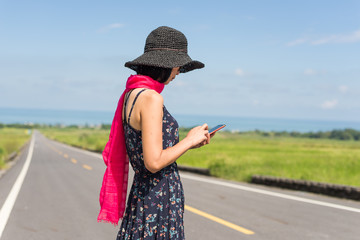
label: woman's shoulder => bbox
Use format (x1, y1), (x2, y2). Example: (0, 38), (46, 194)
(138, 89), (164, 121)
(131, 88), (163, 113)
(140, 89), (164, 105)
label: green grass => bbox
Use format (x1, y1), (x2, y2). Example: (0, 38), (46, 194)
(41, 127), (110, 152)
(179, 130), (360, 187)
(0, 128), (31, 169)
(40, 128), (360, 187)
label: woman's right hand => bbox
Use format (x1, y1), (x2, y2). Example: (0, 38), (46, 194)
(185, 123), (210, 149)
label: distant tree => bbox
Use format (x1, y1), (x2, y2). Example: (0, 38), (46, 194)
(330, 129), (353, 140)
(290, 131), (301, 137)
(101, 124), (111, 130)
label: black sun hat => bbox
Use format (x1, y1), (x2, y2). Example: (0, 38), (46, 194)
(125, 26), (204, 73)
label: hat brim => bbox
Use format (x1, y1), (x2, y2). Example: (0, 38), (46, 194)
(125, 50), (204, 73)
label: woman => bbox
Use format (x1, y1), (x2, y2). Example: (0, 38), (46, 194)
(98, 26), (211, 239)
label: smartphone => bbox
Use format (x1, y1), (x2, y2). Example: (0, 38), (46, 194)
(209, 124), (226, 134)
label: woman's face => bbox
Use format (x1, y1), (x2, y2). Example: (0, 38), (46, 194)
(164, 67), (180, 85)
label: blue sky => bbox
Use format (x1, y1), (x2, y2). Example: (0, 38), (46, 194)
(0, 0), (359, 121)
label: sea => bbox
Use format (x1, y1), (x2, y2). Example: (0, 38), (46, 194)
(1, 107), (360, 133)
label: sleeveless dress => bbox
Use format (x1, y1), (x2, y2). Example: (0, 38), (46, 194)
(117, 89), (185, 240)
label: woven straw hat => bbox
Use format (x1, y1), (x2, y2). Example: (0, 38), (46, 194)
(125, 26), (204, 73)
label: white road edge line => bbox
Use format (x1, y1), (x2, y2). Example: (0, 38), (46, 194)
(0, 135), (35, 239)
(181, 174), (360, 213)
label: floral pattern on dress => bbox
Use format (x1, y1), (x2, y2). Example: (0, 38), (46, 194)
(117, 106), (184, 240)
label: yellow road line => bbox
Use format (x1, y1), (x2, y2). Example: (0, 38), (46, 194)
(46, 143), (57, 152)
(45, 143), (92, 171)
(82, 164), (92, 170)
(46, 143), (64, 156)
(185, 205), (254, 235)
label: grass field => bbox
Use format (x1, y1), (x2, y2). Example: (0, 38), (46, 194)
(40, 128), (360, 187)
(178, 130), (360, 187)
(40, 127), (109, 152)
(0, 128), (31, 169)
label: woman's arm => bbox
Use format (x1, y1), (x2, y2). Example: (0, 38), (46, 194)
(140, 91), (209, 173)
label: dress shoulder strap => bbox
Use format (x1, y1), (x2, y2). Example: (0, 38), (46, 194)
(123, 89), (134, 124)
(126, 89), (147, 125)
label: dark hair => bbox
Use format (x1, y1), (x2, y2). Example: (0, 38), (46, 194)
(134, 65), (172, 83)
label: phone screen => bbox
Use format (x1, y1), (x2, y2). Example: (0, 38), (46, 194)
(209, 124), (226, 134)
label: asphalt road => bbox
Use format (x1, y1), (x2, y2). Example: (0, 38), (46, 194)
(0, 131), (359, 239)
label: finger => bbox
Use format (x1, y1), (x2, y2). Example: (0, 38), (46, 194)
(206, 133), (210, 144)
(202, 123), (208, 130)
(210, 132), (216, 138)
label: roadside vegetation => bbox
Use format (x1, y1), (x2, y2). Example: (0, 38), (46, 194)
(2, 123), (359, 186)
(241, 128), (360, 141)
(0, 127), (31, 169)
(36, 125), (360, 187)
(40, 126), (109, 152)
(178, 130), (360, 187)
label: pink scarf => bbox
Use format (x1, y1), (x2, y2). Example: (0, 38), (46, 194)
(97, 75), (164, 225)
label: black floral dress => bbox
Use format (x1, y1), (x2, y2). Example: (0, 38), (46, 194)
(117, 90), (184, 240)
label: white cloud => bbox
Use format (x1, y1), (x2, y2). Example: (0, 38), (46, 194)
(304, 68), (317, 75)
(321, 99), (338, 109)
(288, 29), (360, 46)
(98, 23), (125, 33)
(173, 80), (186, 87)
(287, 38), (308, 46)
(338, 85), (348, 93)
(235, 68), (245, 76)
(312, 29), (360, 45)
(303, 69), (327, 76)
